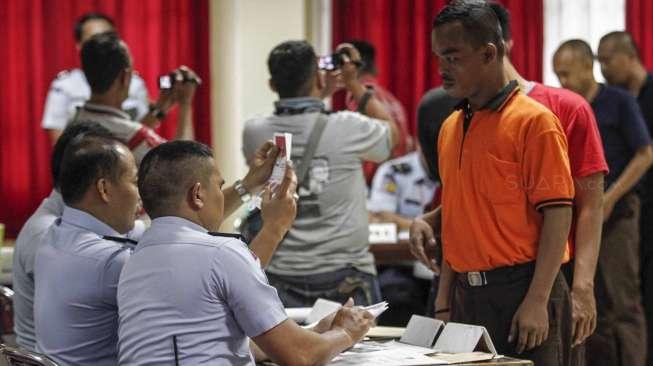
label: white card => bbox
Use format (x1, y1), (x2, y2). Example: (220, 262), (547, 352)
(433, 322), (496, 355)
(400, 315), (444, 348)
(269, 132), (292, 187)
(306, 298), (342, 325)
(369, 223), (398, 244)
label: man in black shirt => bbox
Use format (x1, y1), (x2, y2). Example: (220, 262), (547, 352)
(598, 32), (653, 366)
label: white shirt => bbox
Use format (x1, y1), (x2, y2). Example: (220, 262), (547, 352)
(41, 68), (149, 131)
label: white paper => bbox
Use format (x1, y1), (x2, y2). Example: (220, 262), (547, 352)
(269, 132), (292, 187)
(285, 307), (312, 324)
(331, 342), (443, 366)
(361, 301), (389, 318)
(306, 298), (342, 325)
(433, 322), (496, 355)
(400, 315), (444, 348)
(369, 223), (398, 244)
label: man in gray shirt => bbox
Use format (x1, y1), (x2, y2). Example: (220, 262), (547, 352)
(12, 122), (119, 350)
(242, 40), (399, 307)
(34, 135), (140, 365)
(118, 141), (374, 365)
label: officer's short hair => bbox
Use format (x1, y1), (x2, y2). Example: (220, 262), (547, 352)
(488, 2), (511, 42)
(600, 31), (641, 59)
(81, 32), (130, 94)
(268, 40), (318, 98)
(51, 122), (113, 190)
(60, 135), (127, 206)
(74, 12), (115, 43)
(433, 0), (505, 58)
(138, 141), (215, 218)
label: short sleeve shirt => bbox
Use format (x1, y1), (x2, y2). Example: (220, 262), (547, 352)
(368, 151), (439, 218)
(591, 84), (652, 187)
(527, 83), (609, 178)
(34, 206), (133, 366)
(117, 217), (287, 365)
(12, 190), (64, 351)
(438, 82), (575, 272)
(42, 68), (149, 130)
(242, 101), (392, 276)
(72, 103), (166, 164)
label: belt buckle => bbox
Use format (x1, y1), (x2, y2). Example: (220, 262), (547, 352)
(467, 272), (485, 287)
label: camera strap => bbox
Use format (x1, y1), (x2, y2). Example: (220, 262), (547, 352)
(296, 113), (328, 186)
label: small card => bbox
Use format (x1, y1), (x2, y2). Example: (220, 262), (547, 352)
(362, 301), (389, 318)
(306, 298), (342, 325)
(400, 315), (444, 348)
(369, 223), (398, 244)
(269, 132), (292, 188)
(433, 322), (497, 355)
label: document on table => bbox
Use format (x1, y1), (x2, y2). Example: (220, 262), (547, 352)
(330, 341), (443, 366)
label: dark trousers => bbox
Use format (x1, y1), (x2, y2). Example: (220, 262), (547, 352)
(377, 265), (431, 326)
(641, 200), (653, 366)
(266, 267), (382, 307)
(451, 264), (571, 366)
(587, 193), (647, 366)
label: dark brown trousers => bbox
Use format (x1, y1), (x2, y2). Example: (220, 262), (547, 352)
(451, 265), (571, 366)
(586, 193), (647, 366)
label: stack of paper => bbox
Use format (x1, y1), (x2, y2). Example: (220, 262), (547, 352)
(361, 301), (389, 318)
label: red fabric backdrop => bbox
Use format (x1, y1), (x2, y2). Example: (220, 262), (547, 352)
(0, 0), (211, 238)
(626, 0), (653, 69)
(331, 0), (544, 135)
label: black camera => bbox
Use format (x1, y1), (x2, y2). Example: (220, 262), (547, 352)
(318, 50), (364, 71)
(158, 71), (202, 90)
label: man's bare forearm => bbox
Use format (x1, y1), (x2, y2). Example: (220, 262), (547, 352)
(435, 261), (455, 311)
(422, 206), (442, 235)
(572, 174), (604, 290)
(370, 211), (414, 231)
(526, 206), (573, 301)
(249, 226), (285, 267)
(348, 82), (399, 147)
(606, 145), (653, 203)
(174, 102), (194, 140)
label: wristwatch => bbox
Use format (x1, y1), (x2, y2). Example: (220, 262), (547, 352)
(148, 103), (167, 120)
(234, 179), (252, 203)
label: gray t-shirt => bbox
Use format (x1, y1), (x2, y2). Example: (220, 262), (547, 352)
(34, 206), (133, 366)
(117, 217), (287, 365)
(242, 109), (392, 276)
(13, 190), (64, 350)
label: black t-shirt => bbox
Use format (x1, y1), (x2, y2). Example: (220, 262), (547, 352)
(592, 84), (652, 187)
(637, 73), (653, 203)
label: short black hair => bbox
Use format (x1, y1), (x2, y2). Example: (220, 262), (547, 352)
(268, 40), (318, 98)
(489, 2), (511, 41)
(138, 141), (215, 218)
(74, 12), (115, 43)
(433, 0), (505, 58)
(600, 31), (641, 59)
(556, 39), (594, 64)
(59, 136), (127, 205)
(349, 40), (377, 75)
(51, 122), (113, 189)
(81, 32), (130, 94)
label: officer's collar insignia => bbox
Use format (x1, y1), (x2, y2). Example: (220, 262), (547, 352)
(102, 235), (138, 245)
(208, 232), (244, 241)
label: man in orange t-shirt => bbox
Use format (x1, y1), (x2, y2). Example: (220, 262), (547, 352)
(410, 2), (574, 364)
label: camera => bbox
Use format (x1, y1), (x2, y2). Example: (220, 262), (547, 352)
(318, 50), (364, 71)
(158, 71), (202, 90)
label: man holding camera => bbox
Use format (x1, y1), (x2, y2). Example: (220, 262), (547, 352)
(242, 40), (399, 307)
(72, 31), (199, 163)
(42, 13), (151, 145)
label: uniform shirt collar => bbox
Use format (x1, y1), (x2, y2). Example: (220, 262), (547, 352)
(454, 80), (519, 113)
(48, 189), (65, 215)
(150, 216), (209, 234)
(274, 97), (325, 115)
(83, 102), (131, 120)
(61, 206), (121, 237)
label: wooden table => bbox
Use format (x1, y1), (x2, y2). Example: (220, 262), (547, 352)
(369, 240), (415, 265)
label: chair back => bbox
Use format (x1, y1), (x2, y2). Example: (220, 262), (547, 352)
(0, 344), (57, 366)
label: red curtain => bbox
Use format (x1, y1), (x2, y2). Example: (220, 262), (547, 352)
(331, 0), (544, 135)
(626, 0), (653, 69)
(0, 0), (211, 239)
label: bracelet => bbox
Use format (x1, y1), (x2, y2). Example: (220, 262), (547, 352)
(356, 88), (374, 113)
(434, 308), (450, 314)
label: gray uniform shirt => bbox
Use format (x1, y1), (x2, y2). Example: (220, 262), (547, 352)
(42, 68), (149, 130)
(117, 217), (287, 365)
(242, 105), (392, 276)
(34, 206), (133, 366)
(13, 190), (64, 350)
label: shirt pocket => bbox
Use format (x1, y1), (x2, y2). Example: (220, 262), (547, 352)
(479, 153), (522, 205)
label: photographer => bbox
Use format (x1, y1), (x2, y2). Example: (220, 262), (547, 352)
(73, 31), (200, 163)
(242, 40), (399, 307)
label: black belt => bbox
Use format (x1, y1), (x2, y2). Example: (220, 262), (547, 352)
(455, 261), (536, 287)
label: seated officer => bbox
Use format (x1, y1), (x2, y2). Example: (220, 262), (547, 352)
(34, 135), (140, 365)
(117, 141), (375, 365)
(13, 122), (117, 351)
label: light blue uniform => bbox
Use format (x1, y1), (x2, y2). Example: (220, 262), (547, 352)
(34, 206), (135, 365)
(117, 216), (287, 365)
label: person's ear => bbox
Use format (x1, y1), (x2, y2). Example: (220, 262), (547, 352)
(268, 78), (277, 93)
(483, 43), (498, 63)
(96, 178), (111, 203)
(188, 182), (204, 210)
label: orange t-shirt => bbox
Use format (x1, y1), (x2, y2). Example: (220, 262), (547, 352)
(438, 82), (574, 272)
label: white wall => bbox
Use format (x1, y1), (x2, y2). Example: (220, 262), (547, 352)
(543, 0), (625, 86)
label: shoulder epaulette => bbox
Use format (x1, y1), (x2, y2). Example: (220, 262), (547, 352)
(208, 232), (244, 241)
(391, 162), (412, 174)
(102, 235), (138, 246)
